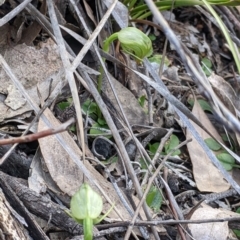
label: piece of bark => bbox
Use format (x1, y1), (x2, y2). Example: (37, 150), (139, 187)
(0, 144), (32, 178)
(0, 172), (49, 240)
(0, 187), (30, 239)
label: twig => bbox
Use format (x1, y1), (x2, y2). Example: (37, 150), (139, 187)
(47, 0), (86, 171)
(141, 128), (174, 186)
(96, 216), (240, 228)
(0, 118), (75, 145)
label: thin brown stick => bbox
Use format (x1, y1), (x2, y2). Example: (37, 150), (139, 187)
(0, 118), (75, 146)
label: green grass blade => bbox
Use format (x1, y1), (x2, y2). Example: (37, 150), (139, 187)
(201, 0), (240, 73)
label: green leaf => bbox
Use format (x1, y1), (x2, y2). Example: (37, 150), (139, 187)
(188, 99), (194, 107)
(148, 142), (160, 157)
(148, 135), (181, 157)
(221, 134), (235, 150)
(148, 54), (171, 66)
(140, 157), (148, 170)
(221, 134), (229, 142)
(164, 134), (181, 156)
(69, 125), (76, 132)
(90, 123), (110, 136)
(97, 118), (107, 126)
(82, 99), (98, 115)
(233, 228), (240, 237)
(101, 156), (118, 165)
(70, 183), (104, 240)
(204, 138), (222, 151)
(198, 99), (213, 112)
(217, 153), (235, 171)
(58, 101), (71, 110)
(138, 95), (146, 108)
(236, 207), (240, 214)
(148, 34), (156, 41)
(188, 98), (212, 112)
(146, 186), (163, 213)
(201, 57), (212, 76)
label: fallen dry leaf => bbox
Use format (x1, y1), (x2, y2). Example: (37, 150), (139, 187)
(209, 73), (240, 113)
(189, 204), (239, 240)
(209, 73), (240, 147)
(104, 74), (149, 126)
(186, 99), (230, 192)
(0, 39), (62, 121)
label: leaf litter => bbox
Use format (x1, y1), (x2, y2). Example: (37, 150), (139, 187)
(0, 0), (240, 240)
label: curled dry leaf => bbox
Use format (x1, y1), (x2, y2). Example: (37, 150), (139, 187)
(186, 99), (230, 192)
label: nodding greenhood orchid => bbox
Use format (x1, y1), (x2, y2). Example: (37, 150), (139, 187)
(67, 183), (114, 240)
(103, 27), (153, 64)
(98, 27), (153, 93)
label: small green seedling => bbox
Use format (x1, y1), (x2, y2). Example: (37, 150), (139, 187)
(67, 183), (114, 240)
(217, 153), (240, 171)
(188, 98), (213, 113)
(204, 138), (222, 151)
(146, 185), (163, 213)
(201, 57), (213, 76)
(204, 138), (240, 171)
(138, 95), (146, 108)
(148, 54), (171, 66)
(82, 98), (110, 136)
(148, 134), (181, 159)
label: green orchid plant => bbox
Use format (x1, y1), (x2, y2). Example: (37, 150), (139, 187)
(103, 27), (153, 64)
(67, 183), (114, 240)
(98, 27), (153, 93)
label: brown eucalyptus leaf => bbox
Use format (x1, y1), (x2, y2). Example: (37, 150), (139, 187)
(104, 74), (148, 126)
(209, 73), (240, 112)
(83, 0), (98, 27)
(209, 73), (240, 147)
(186, 99), (230, 192)
(189, 204), (238, 240)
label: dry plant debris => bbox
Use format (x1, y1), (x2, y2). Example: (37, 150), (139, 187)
(0, 0), (240, 240)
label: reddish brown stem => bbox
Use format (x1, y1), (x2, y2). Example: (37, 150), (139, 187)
(0, 118), (75, 146)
